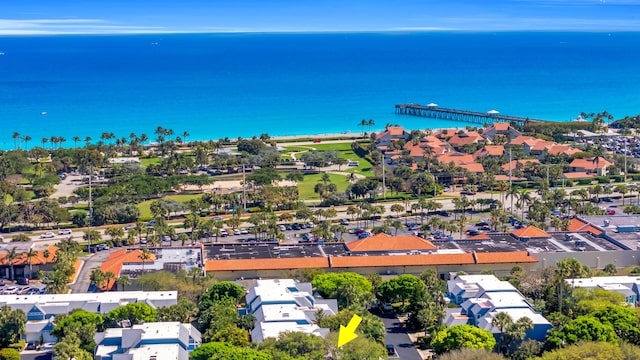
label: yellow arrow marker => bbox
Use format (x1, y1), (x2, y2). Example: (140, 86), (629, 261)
(338, 314), (362, 347)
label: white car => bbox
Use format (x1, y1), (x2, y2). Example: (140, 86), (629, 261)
(58, 229), (72, 235)
(2, 287), (17, 295)
(40, 232), (55, 239)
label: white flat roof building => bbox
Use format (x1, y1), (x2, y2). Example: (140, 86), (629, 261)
(446, 275), (551, 342)
(247, 279), (336, 343)
(0, 291), (177, 321)
(567, 276), (640, 306)
(94, 322), (201, 360)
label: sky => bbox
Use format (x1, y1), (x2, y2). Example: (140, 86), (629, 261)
(1, 0), (640, 34)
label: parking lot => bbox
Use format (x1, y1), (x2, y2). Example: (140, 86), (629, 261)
(0, 279), (46, 296)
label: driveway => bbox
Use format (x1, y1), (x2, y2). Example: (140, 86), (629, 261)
(373, 310), (421, 360)
(70, 250), (112, 293)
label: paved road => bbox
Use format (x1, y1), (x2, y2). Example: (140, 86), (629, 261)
(374, 310), (421, 360)
(70, 250), (111, 293)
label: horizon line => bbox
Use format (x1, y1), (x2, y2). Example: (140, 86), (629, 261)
(1, 28), (639, 36)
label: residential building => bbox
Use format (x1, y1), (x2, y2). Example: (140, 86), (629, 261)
(482, 122), (521, 141)
(473, 145), (505, 159)
(375, 126), (409, 147)
(447, 131), (485, 150)
(0, 245), (58, 280)
(445, 275), (552, 342)
(246, 279), (336, 343)
(94, 322), (201, 360)
(0, 291), (177, 320)
(565, 276), (640, 306)
(569, 156), (614, 176)
(100, 247), (204, 290)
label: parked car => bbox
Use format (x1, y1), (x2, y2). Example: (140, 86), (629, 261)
(461, 190), (476, 195)
(0, 279), (5, 286)
(25, 288), (40, 295)
(607, 209), (616, 215)
(339, 219), (349, 225)
(124, 224), (136, 230)
(40, 232), (55, 239)
(16, 278), (29, 285)
(475, 222), (489, 227)
(96, 244), (109, 251)
(212, 216), (224, 221)
(2, 287), (17, 295)
(386, 344), (396, 356)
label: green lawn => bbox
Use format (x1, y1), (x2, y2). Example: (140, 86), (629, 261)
(282, 146), (314, 152)
(311, 142), (356, 151)
(297, 173), (350, 200)
(140, 158), (161, 166)
(137, 194), (203, 218)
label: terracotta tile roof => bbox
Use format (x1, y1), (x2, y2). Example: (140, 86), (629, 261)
(510, 226), (551, 239)
(562, 172), (595, 179)
(501, 159), (540, 172)
(205, 257), (330, 271)
(474, 251), (537, 264)
(448, 132), (485, 147)
(546, 144), (575, 156)
(567, 218), (602, 235)
(509, 135), (537, 145)
(330, 253), (476, 268)
(0, 245), (58, 266)
(100, 248), (156, 278)
(458, 162), (485, 173)
(437, 152), (475, 166)
(473, 145), (504, 158)
(347, 233), (437, 252)
(388, 126), (406, 136)
(569, 157), (613, 171)
(531, 140), (555, 151)
(493, 122), (510, 131)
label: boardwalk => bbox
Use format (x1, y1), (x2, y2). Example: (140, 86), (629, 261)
(395, 103), (547, 126)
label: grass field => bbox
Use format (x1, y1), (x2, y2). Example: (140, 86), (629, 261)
(297, 173), (350, 200)
(137, 194), (203, 218)
(283, 141), (374, 177)
(140, 158), (161, 166)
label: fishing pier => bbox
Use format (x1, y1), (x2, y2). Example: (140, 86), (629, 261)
(395, 103), (546, 127)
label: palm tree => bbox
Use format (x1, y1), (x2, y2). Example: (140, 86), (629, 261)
(359, 119), (368, 137)
(367, 119), (375, 134)
(492, 312), (513, 354)
(90, 269), (105, 290)
(25, 248), (38, 279)
(12, 132), (20, 149)
(516, 190), (532, 221)
(104, 271), (116, 291)
(615, 184), (628, 206)
(72, 136), (81, 148)
(23, 135), (31, 150)
(138, 248), (152, 273)
(116, 275), (131, 291)
(41, 137), (48, 148)
(4, 247), (20, 281)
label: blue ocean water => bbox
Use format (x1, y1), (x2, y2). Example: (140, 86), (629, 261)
(0, 32), (639, 149)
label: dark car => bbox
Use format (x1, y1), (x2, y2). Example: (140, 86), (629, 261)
(386, 344), (396, 356)
(16, 278), (29, 285)
(475, 222), (489, 227)
(437, 210), (451, 217)
(353, 228), (366, 235)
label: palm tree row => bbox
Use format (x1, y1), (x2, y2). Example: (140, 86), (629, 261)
(3, 246), (41, 281)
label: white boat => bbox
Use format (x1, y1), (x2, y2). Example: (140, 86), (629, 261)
(41, 111), (47, 115)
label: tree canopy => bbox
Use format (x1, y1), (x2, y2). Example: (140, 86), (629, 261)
(190, 342), (272, 360)
(104, 303), (157, 328)
(431, 324), (496, 354)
